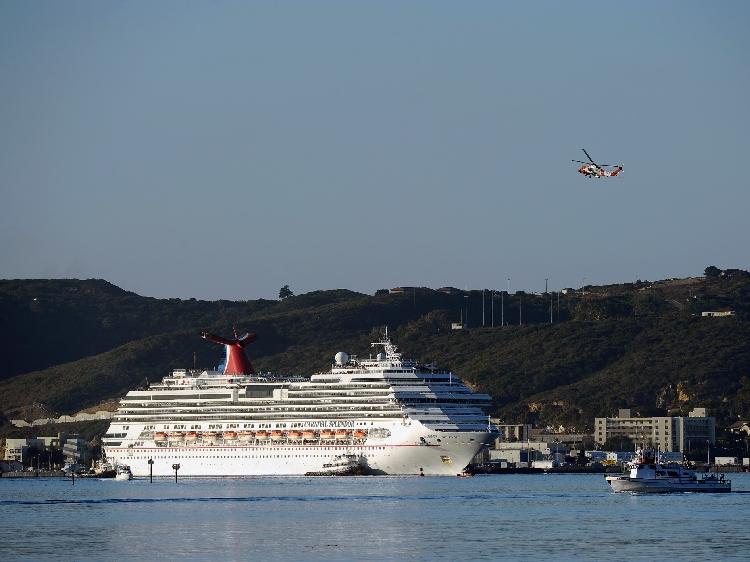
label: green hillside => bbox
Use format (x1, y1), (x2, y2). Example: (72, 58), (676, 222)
(1, 270), (749, 433)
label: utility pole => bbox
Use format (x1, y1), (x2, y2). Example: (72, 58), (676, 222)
(491, 291), (494, 327)
(482, 289), (485, 327)
(464, 295), (469, 329)
(519, 293), (522, 326)
(505, 278), (510, 327)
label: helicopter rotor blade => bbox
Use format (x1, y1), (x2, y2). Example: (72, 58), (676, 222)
(581, 149), (596, 165)
(572, 160), (589, 164)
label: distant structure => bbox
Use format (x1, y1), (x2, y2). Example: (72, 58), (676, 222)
(701, 309), (736, 317)
(594, 408), (715, 453)
(437, 287), (462, 295)
(728, 420), (750, 436)
(201, 329), (257, 376)
(388, 286), (415, 295)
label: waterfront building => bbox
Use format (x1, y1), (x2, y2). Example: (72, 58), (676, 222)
(3, 438), (45, 462)
(594, 408), (715, 453)
(489, 440), (569, 465)
(490, 421), (532, 443)
(2, 433), (90, 464)
(714, 456), (740, 466)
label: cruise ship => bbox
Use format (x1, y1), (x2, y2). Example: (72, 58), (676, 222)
(103, 329), (497, 476)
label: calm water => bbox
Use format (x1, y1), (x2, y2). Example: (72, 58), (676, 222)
(2, 473), (749, 561)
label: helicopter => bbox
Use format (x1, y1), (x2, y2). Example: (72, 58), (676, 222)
(572, 149), (623, 178)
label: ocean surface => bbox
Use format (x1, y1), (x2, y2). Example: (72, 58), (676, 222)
(2, 473), (749, 561)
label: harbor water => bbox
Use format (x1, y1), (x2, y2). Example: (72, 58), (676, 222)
(2, 473), (749, 561)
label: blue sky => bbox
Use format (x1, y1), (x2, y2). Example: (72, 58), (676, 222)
(1, 1), (748, 299)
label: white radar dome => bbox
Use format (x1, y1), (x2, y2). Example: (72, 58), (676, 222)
(334, 352), (349, 365)
(376, 352), (386, 361)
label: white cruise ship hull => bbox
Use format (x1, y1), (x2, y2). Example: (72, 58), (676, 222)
(108, 429), (493, 477)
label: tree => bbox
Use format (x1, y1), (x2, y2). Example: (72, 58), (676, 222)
(704, 265), (722, 278)
(278, 285), (294, 300)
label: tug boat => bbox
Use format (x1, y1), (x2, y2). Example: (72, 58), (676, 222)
(305, 454), (366, 476)
(115, 464), (133, 481)
(606, 450), (731, 493)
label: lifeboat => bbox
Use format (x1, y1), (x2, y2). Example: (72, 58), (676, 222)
(224, 431), (238, 440)
(255, 430), (269, 440)
(335, 429), (351, 439)
(154, 432), (167, 442)
(288, 431), (303, 440)
(302, 430), (317, 440)
(203, 431), (218, 442)
(271, 430), (285, 441)
(169, 432), (185, 441)
(321, 430), (335, 440)
(185, 431), (198, 441)
(353, 429), (367, 439)
(238, 431), (254, 442)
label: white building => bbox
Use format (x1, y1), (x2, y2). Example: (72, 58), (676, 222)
(594, 408), (715, 453)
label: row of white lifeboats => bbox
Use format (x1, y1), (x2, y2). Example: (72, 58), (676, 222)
(153, 428), (369, 443)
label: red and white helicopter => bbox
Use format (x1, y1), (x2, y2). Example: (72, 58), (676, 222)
(572, 149), (623, 178)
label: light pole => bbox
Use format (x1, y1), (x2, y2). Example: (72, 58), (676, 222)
(464, 295), (469, 329)
(519, 293), (522, 326)
(172, 463), (180, 483)
(148, 458), (154, 483)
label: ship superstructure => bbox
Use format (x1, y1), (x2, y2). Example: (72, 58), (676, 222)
(103, 330), (497, 476)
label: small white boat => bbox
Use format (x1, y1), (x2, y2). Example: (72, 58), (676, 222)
(606, 451), (730, 493)
(114, 464), (133, 481)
